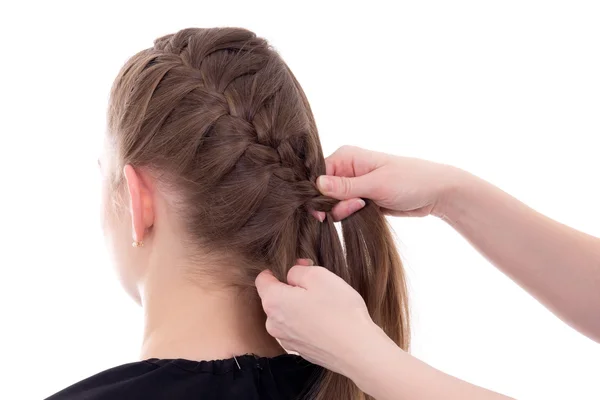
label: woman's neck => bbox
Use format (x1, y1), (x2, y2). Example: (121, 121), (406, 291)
(139, 269), (284, 361)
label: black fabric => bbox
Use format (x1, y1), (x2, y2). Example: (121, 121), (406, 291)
(46, 354), (323, 400)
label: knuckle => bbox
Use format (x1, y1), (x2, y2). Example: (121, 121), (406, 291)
(261, 296), (278, 315)
(265, 319), (280, 338)
(338, 144), (356, 154)
(330, 145), (352, 162)
(268, 304), (286, 326)
(340, 176), (352, 195)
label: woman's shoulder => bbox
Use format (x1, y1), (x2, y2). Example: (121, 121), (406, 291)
(45, 354), (323, 400)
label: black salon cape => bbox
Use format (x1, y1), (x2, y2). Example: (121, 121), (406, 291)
(46, 354), (322, 400)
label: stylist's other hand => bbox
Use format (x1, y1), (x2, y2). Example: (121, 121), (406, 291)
(255, 260), (381, 375)
(318, 145), (464, 220)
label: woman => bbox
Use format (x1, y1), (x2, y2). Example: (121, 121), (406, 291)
(48, 27), (409, 400)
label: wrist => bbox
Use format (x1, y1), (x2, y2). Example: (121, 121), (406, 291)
(339, 321), (402, 390)
(337, 320), (377, 377)
(432, 166), (478, 223)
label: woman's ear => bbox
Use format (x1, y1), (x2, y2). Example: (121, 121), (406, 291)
(123, 164), (155, 243)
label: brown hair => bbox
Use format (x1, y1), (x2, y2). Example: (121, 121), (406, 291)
(107, 27), (409, 400)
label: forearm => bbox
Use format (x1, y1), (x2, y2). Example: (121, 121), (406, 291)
(343, 325), (512, 400)
(439, 171), (600, 341)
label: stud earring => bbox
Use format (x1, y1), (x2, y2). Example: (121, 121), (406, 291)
(132, 241), (144, 248)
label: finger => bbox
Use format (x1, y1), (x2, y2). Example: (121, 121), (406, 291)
(324, 145), (386, 177)
(287, 265), (320, 289)
(255, 269), (289, 300)
(325, 146), (362, 176)
(330, 198), (366, 221)
(265, 318), (284, 339)
(296, 258), (314, 266)
(309, 209), (326, 222)
(278, 339), (296, 353)
(317, 174), (375, 200)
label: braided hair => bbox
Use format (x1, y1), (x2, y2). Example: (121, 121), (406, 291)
(107, 27), (409, 400)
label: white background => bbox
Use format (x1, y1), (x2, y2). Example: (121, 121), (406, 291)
(1, 1), (599, 399)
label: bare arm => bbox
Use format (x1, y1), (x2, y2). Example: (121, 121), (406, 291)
(344, 323), (512, 400)
(319, 146), (600, 342)
(438, 173), (600, 342)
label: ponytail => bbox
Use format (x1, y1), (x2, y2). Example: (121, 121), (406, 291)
(310, 200), (410, 400)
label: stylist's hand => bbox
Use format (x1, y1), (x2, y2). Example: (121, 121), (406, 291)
(257, 261), (515, 400)
(317, 145), (465, 221)
(255, 259), (385, 375)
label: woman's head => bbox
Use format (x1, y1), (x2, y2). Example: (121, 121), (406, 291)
(102, 28), (329, 296)
(101, 27), (409, 400)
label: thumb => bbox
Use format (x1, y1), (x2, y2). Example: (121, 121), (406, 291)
(255, 269), (289, 300)
(317, 175), (373, 200)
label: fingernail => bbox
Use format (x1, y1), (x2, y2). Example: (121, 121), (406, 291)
(317, 176), (332, 193)
(351, 199), (366, 213)
(306, 259), (314, 266)
(310, 209), (325, 222)
(317, 211), (326, 222)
